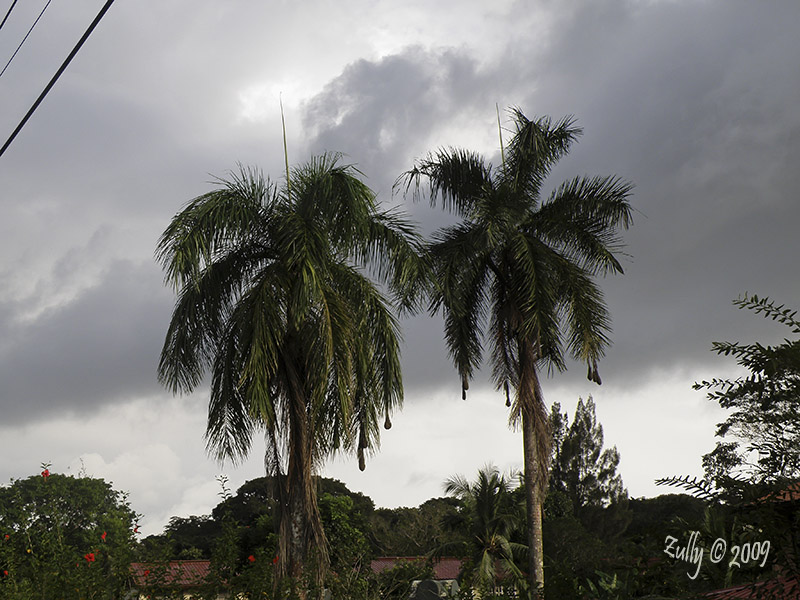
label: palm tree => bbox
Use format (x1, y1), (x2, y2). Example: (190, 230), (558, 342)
(401, 108), (633, 596)
(441, 465), (526, 595)
(156, 153), (427, 586)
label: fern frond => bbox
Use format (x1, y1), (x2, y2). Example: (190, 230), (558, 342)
(655, 475), (719, 502)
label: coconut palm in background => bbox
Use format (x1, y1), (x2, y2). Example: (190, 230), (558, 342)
(156, 153), (427, 586)
(441, 465), (526, 595)
(401, 109), (633, 596)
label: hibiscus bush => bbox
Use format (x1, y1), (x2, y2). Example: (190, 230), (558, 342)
(0, 465), (138, 599)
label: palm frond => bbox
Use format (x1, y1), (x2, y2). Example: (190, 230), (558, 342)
(655, 475), (719, 502)
(489, 276), (519, 405)
(358, 207), (431, 314)
(204, 271), (288, 463)
(554, 258), (612, 369)
(444, 473), (472, 498)
(501, 110), (582, 199)
(535, 174), (633, 275)
(158, 240), (276, 394)
(398, 147), (493, 218)
(507, 232), (565, 373)
(156, 166), (276, 289)
(206, 318), (259, 464)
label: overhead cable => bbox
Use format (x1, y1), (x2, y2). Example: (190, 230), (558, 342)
(0, 0), (118, 159)
(0, 0), (19, 32)
(0, 0), (54, 79)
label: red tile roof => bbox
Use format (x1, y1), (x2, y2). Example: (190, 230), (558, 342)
(370, 556), (463, 580)
(130, 560), (211, 588)
(705, 576), (800, 599)
(131, 556), (462, 588)
(758, 482), (800, 503)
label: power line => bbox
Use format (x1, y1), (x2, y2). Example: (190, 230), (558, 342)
(0, 0), (54, 79)
(0, 0), (118, 159)
(0, 0), (19, 32)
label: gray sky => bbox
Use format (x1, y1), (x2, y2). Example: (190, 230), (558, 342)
(1, 0), (799, 535)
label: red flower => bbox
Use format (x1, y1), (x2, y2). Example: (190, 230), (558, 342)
(3, 534), (8, 540)
(134, 525), (140, 534)
(248, 555), (256, 563)
(272, 555), (279, 565)
(41, 469), (50, 479)
(84, 552), (95, 563)
(101, 531), (107, 542)
(2, 570), (8, 577)
(143, 569), (150, 577)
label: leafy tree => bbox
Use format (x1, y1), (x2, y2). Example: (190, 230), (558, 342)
(319, 493), (373, 598)
(212, 477), (274, 525)
(694, 294), (800, 485)
(541, 508), (605, 600)
(540, 397), (629, 598)
(657, 295), (800, 598)
(369, 497), (462, 556)
(624, 494), (705, 545)
(401, 108), (633, 594)
(161, 515), (221, 559)
(0, 470), (137, 599)
(549, 397), (627, 526)
(319, 478), (376, 525)
(157, 154), (427, 585)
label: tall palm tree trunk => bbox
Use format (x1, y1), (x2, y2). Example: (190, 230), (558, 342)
(519, 338), (549, 599)
(276, 349), (328, 591)
(522, 405), (545, 598)
(275, 396), (327, 598)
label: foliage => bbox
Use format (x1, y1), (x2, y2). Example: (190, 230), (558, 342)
(369, 497), (463, 556)
(212, 476), (275, 524)
(400, 107), (633, 593)
(157, 153), (428, 584)
(549, 397), (627, 528)
(542, 400), (626, 599)
(319, 478), (376, 522)
(542, 492), (710, 600)
(542, 511), (605, 599)
(320, 494), (369, 562)
(138, 476), (378, 598)
(0, 431), (698, 600)
(163, 515), (221, 559)
(624, 495), (705, 545)
(438, 465), (526, 596)
(697, 296), (800, 585)
(694, 294), (800, 485)
(656, 294), (800, 598)
(0, 468), (138, 600)
(372, 559), (435, 600)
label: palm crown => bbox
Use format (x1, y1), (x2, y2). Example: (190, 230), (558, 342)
(403, 109), (632, 398)
(442, 466), (526, 590)
(157, 153), (428, 578)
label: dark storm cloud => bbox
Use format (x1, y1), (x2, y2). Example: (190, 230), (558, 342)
(300, 0), (800, 397)
(520, 0), (800, 389)
(302, 47), (503, 201)
(0, 260), (172, 424)
(2, 0), (798, 419)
